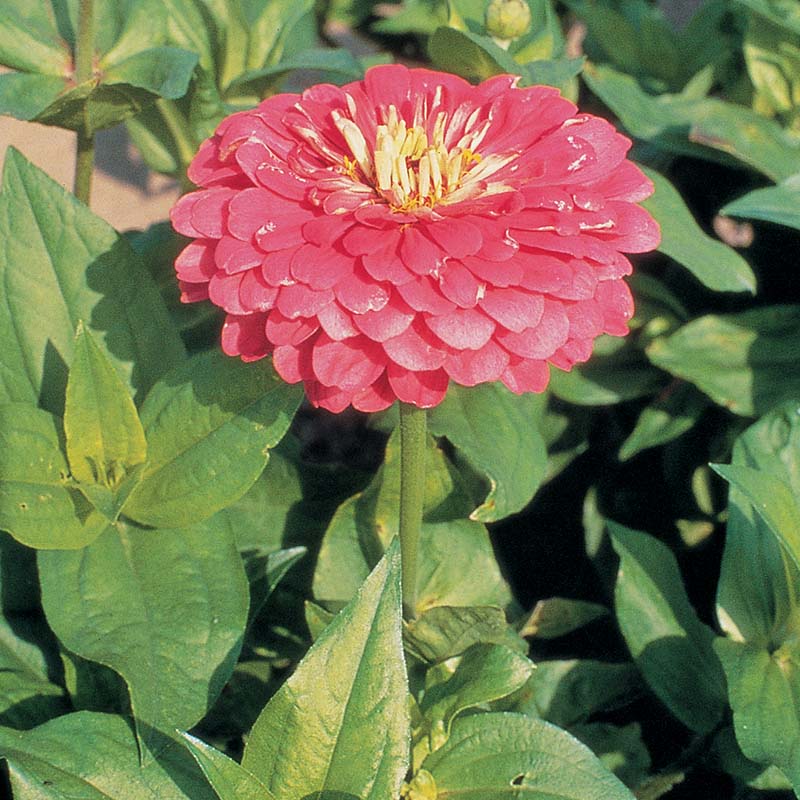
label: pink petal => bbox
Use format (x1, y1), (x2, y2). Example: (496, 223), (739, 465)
(386, 365), (449, 408)
(343, 224), (399, 256)
(352, 373), (395, 412)
(424, 218), (482, 259)
(179, 281), (209, 303)
(192, 189), (235, 238)
(334, 267), (390, 314)
(363, 248), (415, 284)
(399, 227), (443, 276)
(215, 236), (263, 274)
(256, 160), (312, 201)
(187, 138), (242, 187)
(311, 334), (385, 391)
(462, 255), (522, 287)
(273, 343), (314, 383)
(480, 287), (544, 333)
(439, 261), (483, 308)
(317, 302), (359, 340)
(175, 240), (216, 282)
(516, 252), (598, 300)
(262, 247), (299, 286)
(303, 215), (356, 246)
(424, 307), (495, 350)
(565, 298), (605, 341)
(239, 269), (279, 312)
(227, 188), (285, 240)
(443, 340), (509, 386)
(501, 358), (550, 394)
(305, 382), (354, 414)
(171, 192), (204, 237)
(596, 280), (634, 335)
(291, 243), (355, 290)
(276, 283), (334, 319)
(605, 201), (661, 253)
(551, 337), (595, 369)
(265, 311), (320, 346)
(396, 276), (456, 314)
(383, 318), (447, 371)
(352, 295), (415, 341)
(512, 230), (615, 264)
(495, 299), (570, 359)
(208, 271), (248, 314)
(221, 313), (269, 360)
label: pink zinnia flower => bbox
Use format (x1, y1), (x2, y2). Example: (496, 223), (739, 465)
(171, 64), (659, 413)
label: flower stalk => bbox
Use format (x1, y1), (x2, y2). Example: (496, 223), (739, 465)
(73, 0), (95, 204)
(398, 402), (427, 620)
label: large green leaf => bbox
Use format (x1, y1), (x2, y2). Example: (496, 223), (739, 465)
(722, 173), (800, 231)
(421, 712), (635, 799)
(241, 542), (409, 800)
(715, 638), (800, 793)
(0, 613), (69, 730)
(0, 404), (109, 549)
(313, 429), (511, 614)
(609, 523), (727, 733)
(646, 306), (800, 417)
(714, 401), (800, 647)
(37, 515), (249, 753)
(640, 166), (756, 294)
(0, 711), (217, 799)
(429, 26), (521, 81)
(0, 149), (185, 415)
(122, 350), (302, 528)
(180, 732), (276, 800)
(64, 324), (147, 488)
(428, 384), (547, 522)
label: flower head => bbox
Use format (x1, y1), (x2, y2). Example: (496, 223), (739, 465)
(171, 64), (659, 413)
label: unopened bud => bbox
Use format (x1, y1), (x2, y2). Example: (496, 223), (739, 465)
(484, 0), (532, 42)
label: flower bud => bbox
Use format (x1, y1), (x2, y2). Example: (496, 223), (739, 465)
(484, 0), (532, 42)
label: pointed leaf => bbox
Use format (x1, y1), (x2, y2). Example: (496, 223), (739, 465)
(0, 149), (185, 415)
(609, 523), (727, 733)
(242, 542), (409, 800)
(122, 350), (302, 528)
(0, 403), (109, 549)
(0, 711), (217, 799)
(422, 712), (635, 799)
(722, 173), (800, 231)
(37, 516), (249, 754)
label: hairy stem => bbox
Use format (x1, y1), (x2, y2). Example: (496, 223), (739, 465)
(73, 0), (95, 204)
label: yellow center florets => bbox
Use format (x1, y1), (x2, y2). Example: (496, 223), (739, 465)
(333, 103), (488, 211)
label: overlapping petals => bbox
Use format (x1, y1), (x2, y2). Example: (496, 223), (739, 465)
(171, 64), (659, 412)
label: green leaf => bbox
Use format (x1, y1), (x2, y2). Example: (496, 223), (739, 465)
(736, 0), (800, 35)
(0, 613), (69, 730)
(422, 712), (636, 799)
(646, 306), (800, 417)
(180, 732), (276, 800)
(520, 597), (609, 639)
(64, 324), (147, 488)
(0, 532), (39, 613)
(0, 149), (185, 415)
(242, 542), (409, 800)
(313, 430), (511, 613)
(722, 173), (800, 231)
(421, 644), (534, 733)
(0, 4), (67, 74)
(0, 73), (64, 120)
(712, 464), (800, 574)
(516, 659), (642, 729)
(428, 384), (547, 522)
(404, 605), (520, 664)
(608, 523), (727, 733)
(0, 711), (217, 799)
(715, 639), (800, 792)
(37, 516), (249, 754)
(122, 350), (302, 528)
(429, 26), (520, 82)
(640, 166), (757, 294)
(618, 383), (708, 461)
(245, 546), (307, 624)
(573, 722), (651, 789)
(715, 401), (800, 646)
(583, 64), (800, 180)
(0, 404), (109, 549)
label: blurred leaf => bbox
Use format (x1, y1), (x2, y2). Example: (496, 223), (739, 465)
(0, 711), (217, 799)
(573, 722), (651, 789)
(64, 324), (146, 490)
(722, 173), (800, 230)
(242, 543), (409, 800)
(373, 0), (449, 35)
(715, 401), (800, 646)
(640, 166), (757, 294)
(428, 384), (547, 522)
(520, 597), (609, 639)
(422, 712), (636, 799)
(583, 64), (800, 180)
(313, 429), (512, 613)
(0, 533), (39, 614)
(609, 523), (727, 733)
(245, 546), (307, 624)
(0, 4), (68, 73)
(421, 644), (534, 733)
(0, 613), (68, 730)
(715, 638), (800, 793)
(646, 306), (800, 417)
(38, 515), (249, 755)
(0, 404), (109, 549)
(429, 26), (520, 81)
(736, 0), (800, 34)
(122, 350), (301, 528)
(181, 732), (276, 800)
(404, 605), (521, 663)
(0, 149), (185, 415)
(619, 383), (708, 461)
(516, 659), (642, 728)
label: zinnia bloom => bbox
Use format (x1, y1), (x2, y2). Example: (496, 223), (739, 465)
(171, 64), (659, 412)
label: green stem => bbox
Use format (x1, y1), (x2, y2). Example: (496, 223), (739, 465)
(73, 0), (95, 204)
(156, 99), (199, 189)
(398, 402), (427, 620)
